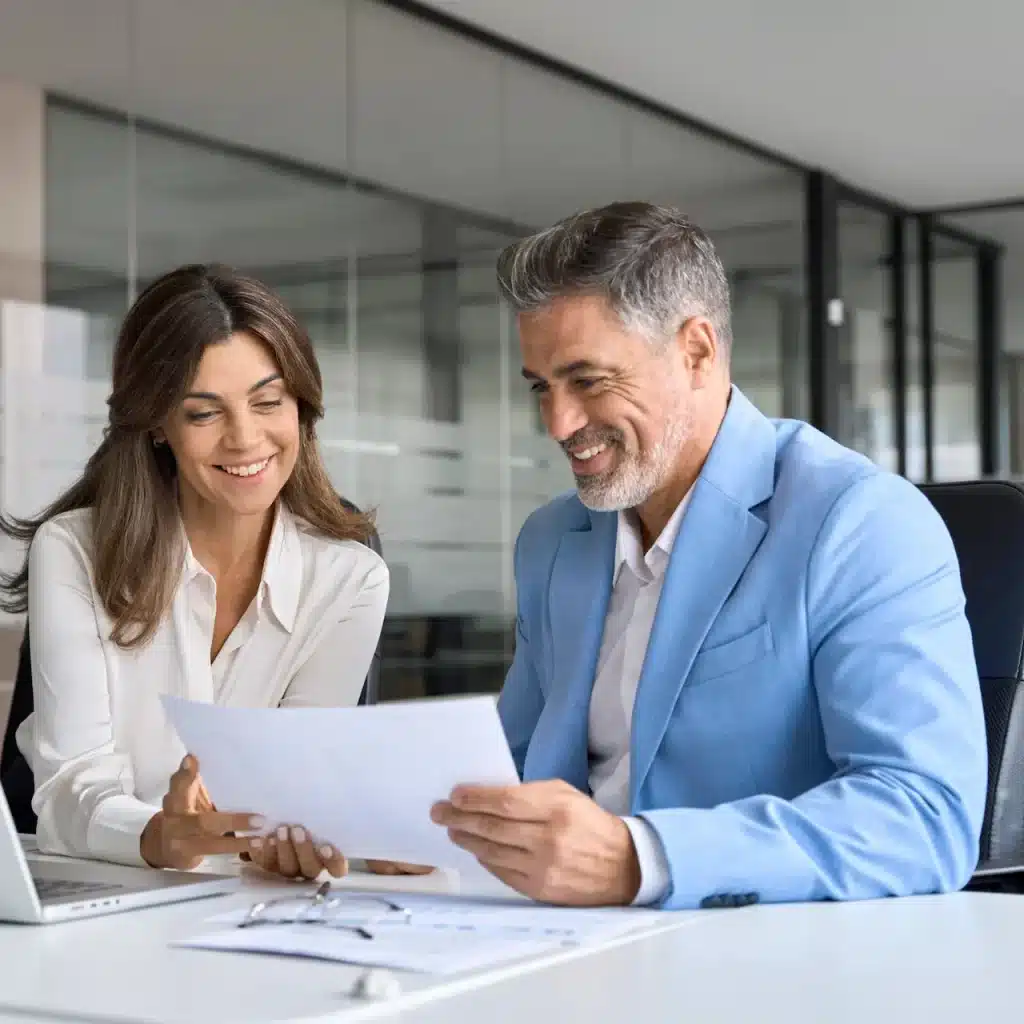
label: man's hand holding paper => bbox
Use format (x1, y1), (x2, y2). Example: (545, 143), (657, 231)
(431, 780), (642, 906)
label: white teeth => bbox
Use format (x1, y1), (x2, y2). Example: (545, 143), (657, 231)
(574, 444), (607, 461)
(221, 458), (270, 477)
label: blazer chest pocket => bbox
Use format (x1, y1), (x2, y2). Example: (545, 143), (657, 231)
(686, 621), (774, 687)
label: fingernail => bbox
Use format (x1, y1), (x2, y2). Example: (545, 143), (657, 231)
(249, 837), (263, 850)
(180, 756), (190, 771)
(249, 816), (266, 830)
(319, 845), (334, 859)
(277, 825), (289, 842)
(291, 826), (306, 844)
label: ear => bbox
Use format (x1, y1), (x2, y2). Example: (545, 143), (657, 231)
(151, 429), (166, 446)
(675, 317), (718, 388)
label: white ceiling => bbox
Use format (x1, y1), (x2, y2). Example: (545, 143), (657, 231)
(420, 0), (1024, 209)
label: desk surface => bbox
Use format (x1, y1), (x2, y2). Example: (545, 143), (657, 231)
(0, 860), (1021, 1024)
(395, 890), (1024, 1024)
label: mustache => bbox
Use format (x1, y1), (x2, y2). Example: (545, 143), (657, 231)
(560, 429), (622, 454)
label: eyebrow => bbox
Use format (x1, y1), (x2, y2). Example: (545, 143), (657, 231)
(185, 373), (282, 402)
(521, 360), (607, 382)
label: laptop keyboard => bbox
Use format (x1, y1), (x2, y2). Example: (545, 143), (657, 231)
(35, 878), (127, 900)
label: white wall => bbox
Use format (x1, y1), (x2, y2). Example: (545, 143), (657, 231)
(0, 80), (43, 304)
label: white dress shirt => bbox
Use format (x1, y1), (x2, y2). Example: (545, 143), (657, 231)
(16, 503), (388, 866)
(588, 490), (692, 905)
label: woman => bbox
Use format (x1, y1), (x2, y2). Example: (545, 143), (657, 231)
(0, 264), (418, 880)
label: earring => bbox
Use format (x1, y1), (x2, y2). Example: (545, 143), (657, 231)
(152, 436), (165, 447)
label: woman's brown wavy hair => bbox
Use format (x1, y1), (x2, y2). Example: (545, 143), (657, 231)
(0, 264), (373, 647)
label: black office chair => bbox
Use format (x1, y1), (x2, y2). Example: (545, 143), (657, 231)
(918, 480), (1024, 891)
(0, 498), (383, 834)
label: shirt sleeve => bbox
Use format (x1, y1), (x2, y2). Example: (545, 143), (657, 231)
(623, 815), (672, 906)
(23, 521), (157, 866)
(279, 551), (389, 709)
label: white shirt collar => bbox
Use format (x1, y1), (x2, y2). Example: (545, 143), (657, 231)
(613, 488), (693, 587)
(182, 502), (302, 633)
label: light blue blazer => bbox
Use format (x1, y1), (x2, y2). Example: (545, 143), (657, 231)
(498, 387), (987, 910)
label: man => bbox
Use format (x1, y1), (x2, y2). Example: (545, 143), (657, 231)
(431, 201), (987, 911)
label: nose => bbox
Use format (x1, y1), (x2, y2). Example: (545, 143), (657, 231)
(543, 389), (588, 444)
(223, 408), (262, 451)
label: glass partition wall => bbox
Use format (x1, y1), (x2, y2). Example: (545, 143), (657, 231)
(1, 0), (808, 699)
(0, 0), (1003, 701)
(807, 174), (1000, 486)
(942, 206), (1017, 476)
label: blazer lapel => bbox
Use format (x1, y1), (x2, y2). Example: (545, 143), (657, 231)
(630, 387), (777, 805)
(522, 509), (616, 791)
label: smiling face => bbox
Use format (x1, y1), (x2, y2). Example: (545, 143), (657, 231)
(520, 295), (718, 512)
(157, 331), (300, 519)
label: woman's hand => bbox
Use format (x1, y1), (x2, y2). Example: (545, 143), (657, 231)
(142, 756), (415, 881)
(245, 825), (348, 880)
(140, 755), (258, 870)
(366, 860), (435, 876)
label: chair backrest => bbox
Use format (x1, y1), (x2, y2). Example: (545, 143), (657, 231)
(918, 480), (1024, 871)
(0, 498), (383, 834)
(338, 497), (382, 708)
(0, 628), (34, 832)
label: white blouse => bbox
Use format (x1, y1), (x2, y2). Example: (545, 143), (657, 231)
(16, 504), (389, 866)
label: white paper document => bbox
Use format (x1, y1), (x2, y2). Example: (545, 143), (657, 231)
(177, 923), (561, 975)
(161, 694), (519, 873)
(175, 890), (673, 975)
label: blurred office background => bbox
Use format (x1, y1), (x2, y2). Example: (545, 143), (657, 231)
(0, 0), (1016, 713)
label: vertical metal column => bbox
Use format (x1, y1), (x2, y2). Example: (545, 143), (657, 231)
(421, 206), (461, 423)
(806, 171), (841, 438)
(890, 218), (908, 477)
(978, 244), (1003, 476)
(918, 216), (935, 481)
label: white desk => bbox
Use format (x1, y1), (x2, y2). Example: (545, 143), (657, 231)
(0, 863), (1020, 1024)
(391, 891), (1024, 1024)
(0, 862), (689, 1023)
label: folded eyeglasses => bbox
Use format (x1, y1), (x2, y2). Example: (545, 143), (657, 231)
(239, 881), (412, 940)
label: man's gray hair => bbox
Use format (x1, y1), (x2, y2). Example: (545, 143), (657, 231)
(496, 201), (732, 354)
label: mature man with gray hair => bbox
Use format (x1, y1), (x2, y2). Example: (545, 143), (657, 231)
(431, 201), (986, 911)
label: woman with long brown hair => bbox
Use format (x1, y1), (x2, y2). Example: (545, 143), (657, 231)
(1, 264), (405, 880)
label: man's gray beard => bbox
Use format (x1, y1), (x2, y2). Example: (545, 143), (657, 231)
(575, 411), (691, 512)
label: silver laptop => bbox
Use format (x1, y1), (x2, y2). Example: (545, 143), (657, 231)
(0, 784), (240, 924)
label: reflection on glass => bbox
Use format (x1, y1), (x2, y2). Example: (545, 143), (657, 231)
(943, 208), (1019, 476)
(711, 206), (807, 422)
(905, 224), (926, 481)
(837, 203), (897, 470)
(931, 235), (980, 481)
